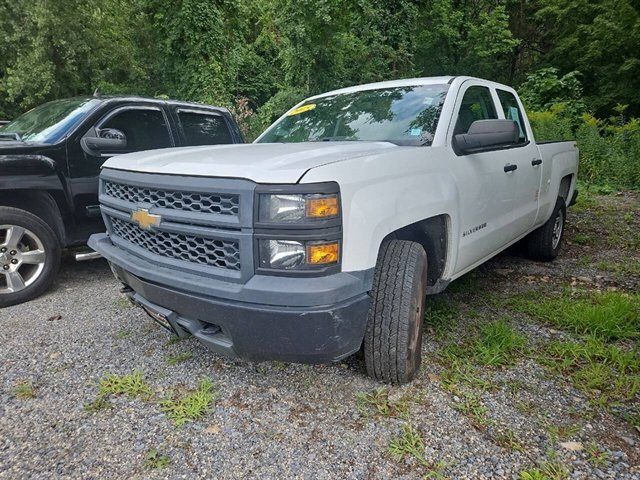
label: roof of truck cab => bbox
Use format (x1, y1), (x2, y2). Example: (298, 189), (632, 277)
(306, 76), (456, 100)
(61, 95), (230, 113)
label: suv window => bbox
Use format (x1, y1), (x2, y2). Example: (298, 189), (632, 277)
(101, 108), (171, 151)
(454, 86), (497, 135)
(497, 90), (527, 143)
(178, 111), (232, 146)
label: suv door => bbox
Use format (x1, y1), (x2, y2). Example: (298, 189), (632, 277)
(67, 105), (174, 236)
(494, 89), (542, 237)
(448, 83), (519, 272)
(174, 108), (235, 146)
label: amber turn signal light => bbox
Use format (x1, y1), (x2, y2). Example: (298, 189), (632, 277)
(306, 195), (339, 219)
(306, 242), (340, 265)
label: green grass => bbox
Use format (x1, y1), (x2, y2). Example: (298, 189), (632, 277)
(585, 442), (610, 466)
(570, 233), (593, 245)
(543, 336), (639, 403)
(160, 378), (216, 426)
(494, 428), (525, 452)
(453, 391), (490, 429)
(506, 291), (639, 341)
(98, 371), (153, 400)
(83, 395), (112, 412)
(597, 259), (640, 277)
(166, 351), (193, 366)
(355, 387), (411, 419)
(12, 380), (36, 399)
(144, 449), (170, 469)
(544, 423), (580, 442)
(388, 423), (428, 467)
(425, 296), (459, 337)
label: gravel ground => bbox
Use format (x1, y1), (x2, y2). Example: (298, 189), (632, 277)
(1, 191), (639, 479)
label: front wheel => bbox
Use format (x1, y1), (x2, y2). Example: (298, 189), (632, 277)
(0, 207), (61, 308)
(364, 240), (428, 384)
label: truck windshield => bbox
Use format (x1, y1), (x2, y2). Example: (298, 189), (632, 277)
(257, 84), (449, 146)
(0, 98), (100, 144)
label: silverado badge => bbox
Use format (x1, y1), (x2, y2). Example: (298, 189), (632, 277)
(131, 208), (161, 230)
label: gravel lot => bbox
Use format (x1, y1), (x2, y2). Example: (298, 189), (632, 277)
(1, 191), (638, 480)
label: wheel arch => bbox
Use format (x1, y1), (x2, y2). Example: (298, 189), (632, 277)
(380, 214), (450, 293)
(0, 190), (66, 245)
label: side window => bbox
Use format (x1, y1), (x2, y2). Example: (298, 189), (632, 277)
(497, 90), (527, 143)
(453, 86), (497, 135)
(101, 109), (171, 152)
(178, 111), (233, 146)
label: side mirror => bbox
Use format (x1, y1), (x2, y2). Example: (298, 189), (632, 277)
(454, 119), (519, 154)
(83, 128), (127, 152)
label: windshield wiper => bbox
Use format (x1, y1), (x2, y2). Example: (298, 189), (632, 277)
(0, 132), (23, 142)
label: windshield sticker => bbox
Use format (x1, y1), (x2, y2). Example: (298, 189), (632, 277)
(410, 128), (422, 136)
(288, 104), (316, 116)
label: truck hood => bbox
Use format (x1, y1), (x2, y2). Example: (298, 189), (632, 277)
(103, 142), (397, 183)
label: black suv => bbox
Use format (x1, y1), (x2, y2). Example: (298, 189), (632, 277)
(0, 96), (243, 307)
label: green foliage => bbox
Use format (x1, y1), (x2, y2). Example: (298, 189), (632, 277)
(98, 371), (153, 399)
(144, 449), (171, 469)
(160, 378), (216, 426)
(506, 291), (639, 341)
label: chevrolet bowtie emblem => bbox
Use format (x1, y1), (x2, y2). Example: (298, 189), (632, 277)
(131, 208), (161, 230)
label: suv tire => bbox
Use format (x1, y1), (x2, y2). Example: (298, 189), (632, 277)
(0, 207), (61, 308)
(526, 197), (566, 261)
(364, 240), (428, 384)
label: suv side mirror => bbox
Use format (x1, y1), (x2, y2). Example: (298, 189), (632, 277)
(83, 128), (127, 152)
(453, 119), (519, 154)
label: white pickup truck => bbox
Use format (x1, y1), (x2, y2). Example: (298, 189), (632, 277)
(89, 76), (578, 384)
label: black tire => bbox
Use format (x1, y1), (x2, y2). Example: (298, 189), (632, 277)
(526, 197), (566, 261)
(364, 240), (428, 384)
(0, 207), (61, 308)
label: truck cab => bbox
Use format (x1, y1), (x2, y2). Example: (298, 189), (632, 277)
(89, 77), (578, 383)
(0, 96), (243, 307)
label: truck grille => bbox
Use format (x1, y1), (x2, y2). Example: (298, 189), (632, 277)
(110, 217), (241, 270)
(104, 181), (239, 216)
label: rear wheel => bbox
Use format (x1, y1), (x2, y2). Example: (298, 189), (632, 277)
(0, 207), (60, 308)
(364, 240), (428, 384)
(526, 197), (566, 261)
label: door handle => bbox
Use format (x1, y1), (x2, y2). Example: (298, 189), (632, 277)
(504, 164), (518, 173)
(531, 158), (542, 166)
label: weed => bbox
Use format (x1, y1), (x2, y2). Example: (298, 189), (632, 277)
(505, 291), (639, 341)
(454, 392), (490, 429)
(144, 449), (170, 469)
(519, 458), (570, 480)
(494, 428), (525, 452)
(166, 352), (193, 366)
(83, 395), (112, 412)
(165, 336), (187, 346)
(355, 387), (411, 419)
(585, 442), (610, 466)
(597, 260), (640, 277)
(98, 371), (153, 400)
(447, 271), (477, 293)
(116, 296), (133, 309)
(471, 320), (527, 366)
(543, 337), (639, 403)
(115, 328), (132, 340)
(160, 378), (216, 426)
(12, 380), (36, 399)
(440, 359), (493, 394)
(544, 423), (580, 442)
(425, 296), (458, 337)
(571, 233), (593, 245)
(388, 423), (428, 467)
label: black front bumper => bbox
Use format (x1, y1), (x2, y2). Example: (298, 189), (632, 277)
(114, 264), (370, 363)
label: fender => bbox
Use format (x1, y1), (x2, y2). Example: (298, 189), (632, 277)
(300, 147), (459, 275)
(535, 143), (579, 225)
(0, 154), (72, 233)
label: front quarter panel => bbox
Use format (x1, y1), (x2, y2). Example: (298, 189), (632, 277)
(300, 146), (458, 273)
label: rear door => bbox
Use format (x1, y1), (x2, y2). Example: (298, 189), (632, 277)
(173, 108), (236, 146)
(494, 89), (542, 237)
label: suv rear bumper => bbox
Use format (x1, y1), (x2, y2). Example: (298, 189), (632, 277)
(90, 233), (372, 363)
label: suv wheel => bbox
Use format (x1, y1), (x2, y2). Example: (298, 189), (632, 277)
(364, 240), (428, 384)
(526, 197), (566, 261)
(0, 207), (61, 308)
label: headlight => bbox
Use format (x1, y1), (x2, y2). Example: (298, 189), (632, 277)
(258, 193), (339, 223)
(259, 239), (340, 270)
